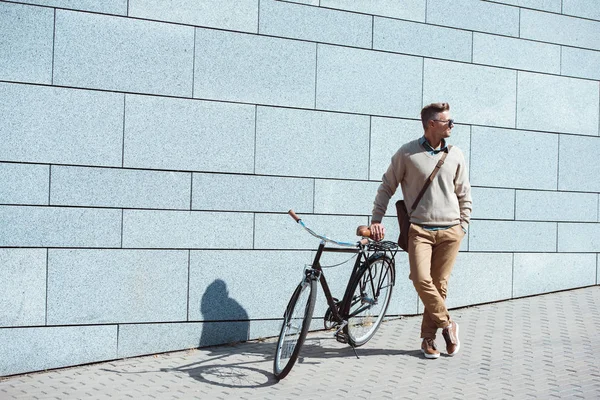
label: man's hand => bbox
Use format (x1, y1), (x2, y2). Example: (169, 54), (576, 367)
(369, 222), (386, 242)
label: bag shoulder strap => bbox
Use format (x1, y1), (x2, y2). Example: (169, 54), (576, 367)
(410, 145), (451, 211)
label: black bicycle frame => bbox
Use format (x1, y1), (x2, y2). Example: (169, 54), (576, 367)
(308, 242), (369, 325)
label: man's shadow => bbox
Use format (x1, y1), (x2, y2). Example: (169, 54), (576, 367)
(199, 279), (250, 347)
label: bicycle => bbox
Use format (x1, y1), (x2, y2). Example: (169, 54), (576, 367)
(273, 210), (399, 380)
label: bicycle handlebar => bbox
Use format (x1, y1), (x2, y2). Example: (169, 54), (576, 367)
(288, 209), (370, 247)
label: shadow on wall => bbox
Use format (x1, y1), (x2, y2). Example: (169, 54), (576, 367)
(199, 279), (250, 347)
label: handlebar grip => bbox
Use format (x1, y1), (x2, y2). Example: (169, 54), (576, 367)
(357, 225), (385, 240)
(359, 238), (369, 246)
(356, 225), (371, 237)
(288, 209), (301, 223)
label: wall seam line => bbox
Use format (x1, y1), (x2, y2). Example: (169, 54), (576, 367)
(556, 134), (561, 190)
(368, 116), (372, 181)
(51, 9), (56, 85)
(514, 71), (519, 129)
(371, 15), (374, 50)
(253, 105), (258, 174)
(187, 250), (191, 321)
(120, 209), (124, 248)
(252, 213), (256, 249)
(48, 165), (52, 205)
(314, 43), (318, 109)
(189, 173), (193, 210)
(511, 253), (514, 299)
(122, 95), (126, 168)
(45, 248), (49, 325)
(192, 28), (196, 98)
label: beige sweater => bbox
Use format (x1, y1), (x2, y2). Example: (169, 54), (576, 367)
(372, 139), (472, 231)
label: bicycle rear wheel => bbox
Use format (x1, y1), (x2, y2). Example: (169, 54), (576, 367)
(273, 277), (317, 380)
(344, 255), (394, 347)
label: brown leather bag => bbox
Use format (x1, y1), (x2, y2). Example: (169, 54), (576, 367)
(395, 147), (451, 252)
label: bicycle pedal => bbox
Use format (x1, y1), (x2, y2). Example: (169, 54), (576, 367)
(334, 332), (349, 344)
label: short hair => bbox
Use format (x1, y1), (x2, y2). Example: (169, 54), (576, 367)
(421, 102), (450, 130)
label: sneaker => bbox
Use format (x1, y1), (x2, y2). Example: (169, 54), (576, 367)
(420, 338), (440, 359)
(442, 321), (460, 356)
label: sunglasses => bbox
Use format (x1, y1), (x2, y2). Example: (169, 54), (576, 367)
(433, 119), (454, 127)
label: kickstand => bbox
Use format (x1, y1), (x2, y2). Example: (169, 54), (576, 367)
(350, 345), (360, 359)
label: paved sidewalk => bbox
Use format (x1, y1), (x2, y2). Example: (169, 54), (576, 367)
(2, 286), (600, 399)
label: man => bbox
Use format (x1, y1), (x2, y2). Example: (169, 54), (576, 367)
(369, 102), (472, 359)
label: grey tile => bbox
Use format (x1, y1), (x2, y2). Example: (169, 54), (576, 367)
(446, 253), (513, 308)
(54, 10), (194, 96)
(0, 3), (53, 84)
(316, 44), (422, 117)
(320, 0), (426, 22)
(471, 187), (515, 220)
(255, 106), (370, 179)
(0, 249), (47, 327)
(0, 325), (117, 376)
(517, 72), (599, 136)
(192, 173), (314, 213)
(8, 0), (127, 14)
(129, 0), (258, 33)
(558, 223), (600, 252)
(559, 135), (600, 193)
(369, 117), (423, 182)
(473, 33), (560, 74)
(423, 59), (517, 129)
(513, 253), (596, 297)
(562, 0), (600, 21)
(123, 95), (255, 173)
(0, 83), (123, 166)
(122, 210), (254, 249)
(47, 249), (188, 324)
(427, 0), (520, 37)
(470, 127), (558, 190)
(374, 17), (472, 62)
(194, 28), (316, 108)
(314, 179), (381, 215)
(260, 0), (372, 48)
(561, 47), (600, 80)
(516, 190), (598, 222)
(520, 9), (600, 51)
(0, 206), (122, 247)
(118, 322), (204, 358)
(469, 220), (556, 252)
(0, 163), (49, 205)
(51, 166), (191, 210)
(189, 250), (314, 322)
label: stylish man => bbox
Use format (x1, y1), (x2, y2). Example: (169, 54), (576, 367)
(369, 102), (472, 359)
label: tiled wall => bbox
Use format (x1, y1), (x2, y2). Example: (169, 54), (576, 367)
(1, 0), (599, 376)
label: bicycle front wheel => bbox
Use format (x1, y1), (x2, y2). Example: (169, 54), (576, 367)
(345, 255), (394, 347)
(273, 277), (316, 380)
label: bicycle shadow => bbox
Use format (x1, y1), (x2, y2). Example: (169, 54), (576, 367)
(156, 331), (425, 389)
(100, 331), (425, 390)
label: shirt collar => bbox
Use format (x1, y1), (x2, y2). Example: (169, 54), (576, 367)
(419, 136), (447, 155)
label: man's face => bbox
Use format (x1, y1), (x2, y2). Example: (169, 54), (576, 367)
(430, 110), (454, 139)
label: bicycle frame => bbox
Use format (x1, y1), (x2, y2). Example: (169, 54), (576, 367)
(307, 240), (396, 339)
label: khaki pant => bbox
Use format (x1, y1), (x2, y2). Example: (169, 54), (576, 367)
(408, 223), (464, 339)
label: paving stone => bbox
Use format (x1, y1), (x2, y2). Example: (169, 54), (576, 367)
(2, 287), (600, 399)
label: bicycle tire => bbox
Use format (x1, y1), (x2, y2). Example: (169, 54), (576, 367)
(344, 255), (394, 347)
(273, 277), (317, 380)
